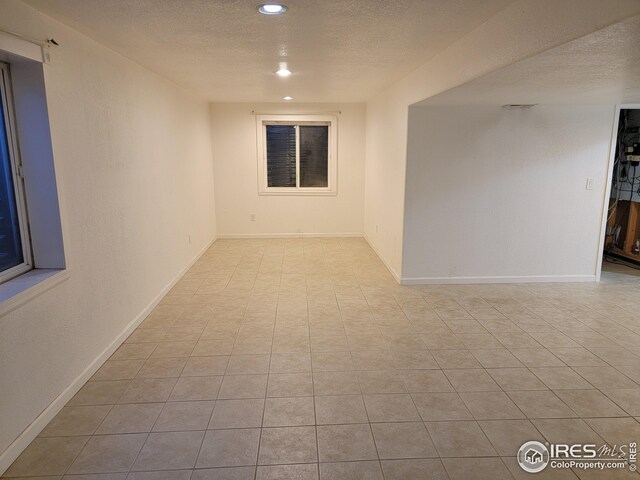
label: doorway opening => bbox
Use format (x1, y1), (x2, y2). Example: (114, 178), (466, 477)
(602, 107), (640, 278)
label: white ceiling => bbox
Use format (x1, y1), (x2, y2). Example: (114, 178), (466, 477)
(24, 0), (513, 102)
(418, 14), (640, 107)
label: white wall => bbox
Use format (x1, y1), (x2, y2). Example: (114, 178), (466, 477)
(364, 95), (408, 281)
(211, 102), (365, 237)
(0, 0), (216, 467)
(363, 0), (640, 281)
(402, 105), (615, 283)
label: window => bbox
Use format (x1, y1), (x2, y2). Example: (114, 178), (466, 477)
(0, 33), (66, 305)
(257, 114), (337, 195)
(0, 62), (31, 283)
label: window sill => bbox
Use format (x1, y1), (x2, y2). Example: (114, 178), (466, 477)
(0, 268), (69, 317)
(258, 190), (338, 196)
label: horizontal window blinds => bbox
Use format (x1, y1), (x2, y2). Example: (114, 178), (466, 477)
(266, 125), (296, 188)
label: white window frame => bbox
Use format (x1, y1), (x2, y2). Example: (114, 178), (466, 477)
(256, 114), (337, 196)
(0, 62), (32, 284)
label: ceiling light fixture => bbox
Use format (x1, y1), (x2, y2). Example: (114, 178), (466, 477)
(275, 62), (292, 77)
(502, 104), (537, 109)
(258, 3), (287, 15)
(283, 96), (293, 100)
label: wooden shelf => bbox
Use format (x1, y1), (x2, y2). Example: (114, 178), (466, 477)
(607, 246), (640, 265)
(606, 199), (640, 256)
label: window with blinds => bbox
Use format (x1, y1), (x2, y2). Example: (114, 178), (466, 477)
(258, 115), (336, 195)
(266, 125), (296, 187)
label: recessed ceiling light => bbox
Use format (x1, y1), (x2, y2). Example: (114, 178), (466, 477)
(258, 3), (287, 15)
(283, 96), (293, 100)
(275, 62), (292, 77)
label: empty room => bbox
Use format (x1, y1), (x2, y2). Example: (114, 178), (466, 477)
(1, 1), (640, 479)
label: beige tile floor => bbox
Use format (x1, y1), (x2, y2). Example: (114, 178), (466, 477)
(4, 238), (640, 479)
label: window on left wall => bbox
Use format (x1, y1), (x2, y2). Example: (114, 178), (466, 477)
(0, 62), (31, 283)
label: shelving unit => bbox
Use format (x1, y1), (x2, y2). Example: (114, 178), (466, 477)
(606, 200), (640, 261)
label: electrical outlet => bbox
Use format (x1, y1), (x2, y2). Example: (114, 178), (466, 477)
(375, 225), (379, 233)
(586, 178), (594, 190)
(250, 214), (256, 222)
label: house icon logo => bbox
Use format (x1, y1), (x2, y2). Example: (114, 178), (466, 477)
(525, 449), (543, 463)
(518, 441), (550, 473)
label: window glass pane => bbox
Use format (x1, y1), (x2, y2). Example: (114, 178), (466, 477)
(0, 87), (23, 272)
(266, 125), (296, 187)
(299, 125), (328, 188)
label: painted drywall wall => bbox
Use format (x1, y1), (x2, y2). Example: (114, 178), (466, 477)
(363, 95), (407, 281)
(363, 0), (640, 281)
(402, 104), (614, 283)
(0, 0), (216, 465)
(210, 103), (365, 237)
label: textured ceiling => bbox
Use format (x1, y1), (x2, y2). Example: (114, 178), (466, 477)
(418, 14), (640, 106)
(23, 0), (513, 102)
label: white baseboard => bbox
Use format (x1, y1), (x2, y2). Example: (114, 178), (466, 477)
(0, 237), (217, 476)
(400, 274), (597, 285)
(363, 235), (401, 284)
(216, 232), (364, 239)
